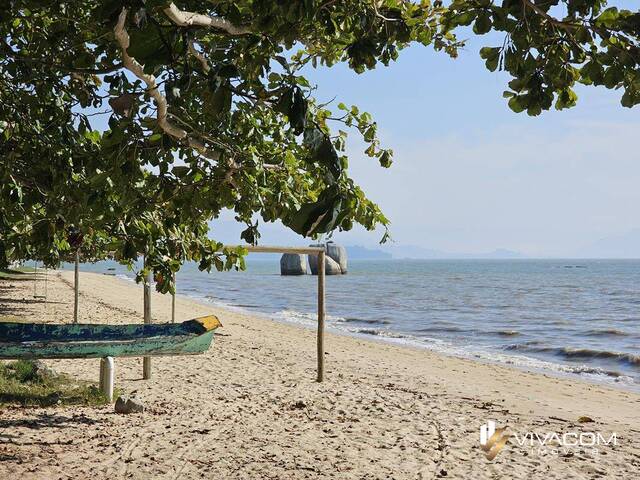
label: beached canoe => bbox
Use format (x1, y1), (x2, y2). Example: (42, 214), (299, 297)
(0, 315), (221, 359)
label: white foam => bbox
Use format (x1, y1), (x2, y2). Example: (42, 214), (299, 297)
(115, 273), (135, 283)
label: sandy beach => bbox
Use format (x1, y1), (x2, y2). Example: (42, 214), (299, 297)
(0, 270), (639, 479)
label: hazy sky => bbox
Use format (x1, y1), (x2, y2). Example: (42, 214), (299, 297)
(213, 30), (640, 257)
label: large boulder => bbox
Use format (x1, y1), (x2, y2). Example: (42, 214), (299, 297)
(308, 242), (347, 274)
(323, 256), (342, 275)
(280, 253), (307, 275)
(307, 243), (322, 274)
(326, 242), (347, 274)
(308, 247), (343, 275)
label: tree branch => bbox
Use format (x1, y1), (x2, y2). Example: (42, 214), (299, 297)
(521, 0), (578, 32)
(373, 2), (400, 22)
(113, 8), (220, 161)
(163, 3), (252, 35)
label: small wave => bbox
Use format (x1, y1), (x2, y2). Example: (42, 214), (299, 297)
(484, 351), (632, 382)
(562, 348), (640, 366)
(427, 328), (520, 337)
(490, 304), (514, 310)
(505, 340), (543, 348)
(416, 326), (464, 334)
(492, 330), (520, 337)
(505, 344), (640, 367)
(560, 365), (626, 379)
(357, 328), (382, 336)
(584, 328), (631, 337)
(355, 328), (407, 339)
(275, 309), (346, 324)
(336, 317), (391, 325)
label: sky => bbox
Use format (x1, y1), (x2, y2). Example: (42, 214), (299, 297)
(213, 30), (640, 257)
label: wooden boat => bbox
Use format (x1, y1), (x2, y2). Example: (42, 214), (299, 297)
(0, 315), (221, 359)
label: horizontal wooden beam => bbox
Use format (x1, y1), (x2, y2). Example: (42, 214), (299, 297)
(221, 245), (325, 255)
(102, 245), (325, 259)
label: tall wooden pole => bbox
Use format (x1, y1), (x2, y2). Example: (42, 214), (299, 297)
(316, 250), (326, 382)
(171, 272), (176, 323)
(73, 250), (79, 323)
(143, 262), (152, 379)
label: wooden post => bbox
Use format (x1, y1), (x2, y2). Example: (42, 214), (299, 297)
(33, 261), (37, 298)
(215, 244), (328, 382)
(73, 250), (79, 324)
(317, 250), (325, 382)
(171, 272), (176, 323)
(143, 266), (152, 380)
(99, 357), (114, 402)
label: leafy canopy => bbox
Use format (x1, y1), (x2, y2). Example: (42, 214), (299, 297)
(1, 1), (638, 291)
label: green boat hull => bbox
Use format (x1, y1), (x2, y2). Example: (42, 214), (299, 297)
(0, 316), (221, 359)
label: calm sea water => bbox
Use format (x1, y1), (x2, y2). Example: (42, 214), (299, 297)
(72, 259), (640, 389)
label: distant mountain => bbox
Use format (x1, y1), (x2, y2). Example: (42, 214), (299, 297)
(381, 245), (444, 259)
(381, 245), (525, 259)
(580, 229), (640, 258)
(346, 245), (392, 259)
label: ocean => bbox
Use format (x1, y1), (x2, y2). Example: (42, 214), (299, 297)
(71, 258), (640, 389)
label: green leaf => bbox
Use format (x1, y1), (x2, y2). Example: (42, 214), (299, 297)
(290, 88), (307, 135)
(480, 47), (500, 72)
(275, 88), (293, 115)
(379, 150), (392, 168)
(555, 88), (578, 110)
(304, 128), (342, 181)
(286, 187), (343, 236)
(621, 89), (639, 108)
(508, 95), (525, 113)
(595, 7), (619, 28)
(603, 66), (624, 88)
(127, 23), (179, 74)
(451, 11), (475, 27)
(473, 13), (492, 35)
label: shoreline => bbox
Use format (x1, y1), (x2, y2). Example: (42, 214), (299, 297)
(1, 270), (639, 478)
(193, 292), (640, 394)
(158, 276), (640, 394)
(106, 263), (640, 393)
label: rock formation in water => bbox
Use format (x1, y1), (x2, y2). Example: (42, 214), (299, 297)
(326, 242), (347, 273)
(280, 253), (308, 275)
(308, 242), (347, 275)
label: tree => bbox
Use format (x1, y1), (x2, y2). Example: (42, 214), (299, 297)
(1, 1), (638, 291)
(442, 1), (640, 114)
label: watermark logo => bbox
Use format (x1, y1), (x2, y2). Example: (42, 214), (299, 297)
(478, 419), (618, 460)
(479, 420), (510, 460)
(512, 430), (617, 456)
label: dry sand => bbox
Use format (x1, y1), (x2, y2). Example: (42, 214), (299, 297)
(0, 270), (639, 479)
